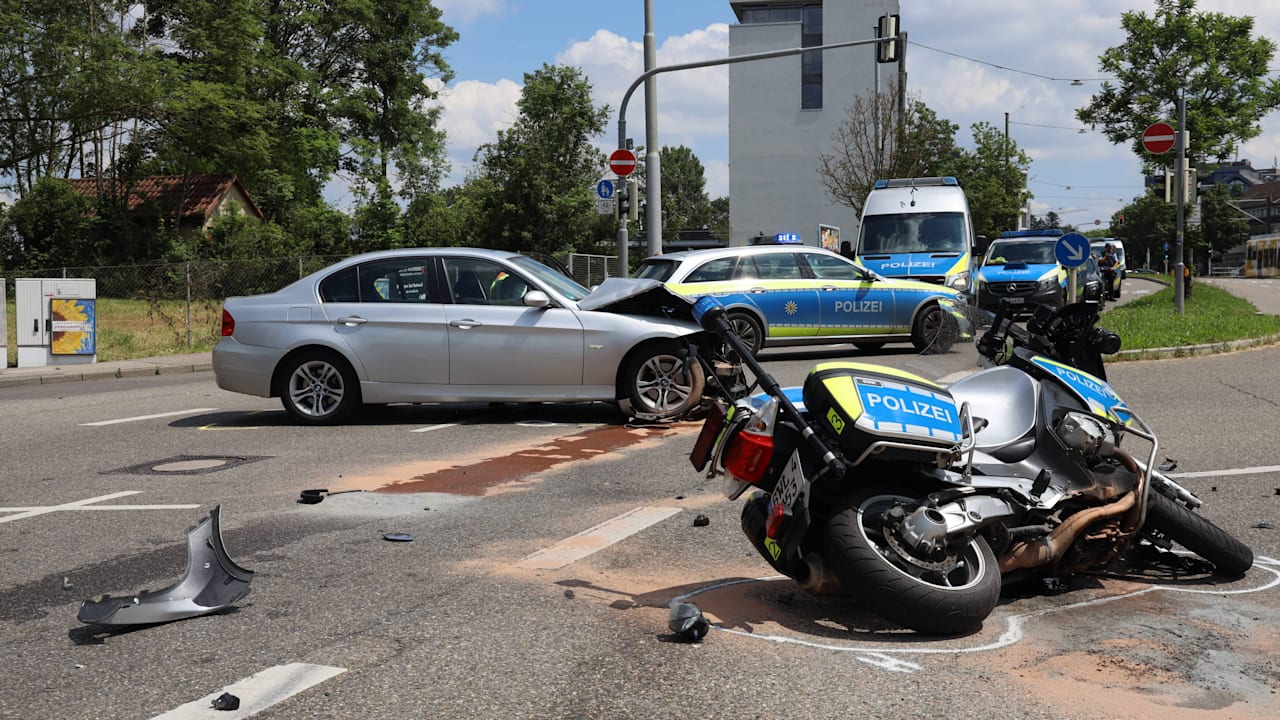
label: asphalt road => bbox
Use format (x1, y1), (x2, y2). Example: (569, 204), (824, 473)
(3, 306), (1280, 719)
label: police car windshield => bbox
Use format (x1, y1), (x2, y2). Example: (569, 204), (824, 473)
(985, 239), (1057, 266)
(858, 212), (966, 255)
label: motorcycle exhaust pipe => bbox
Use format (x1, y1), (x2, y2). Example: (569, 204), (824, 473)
(1000, 449), (1147, 573)
(797, 553), (846, 596)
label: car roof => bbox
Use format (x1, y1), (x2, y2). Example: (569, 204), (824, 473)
(642, 245), (837, 264)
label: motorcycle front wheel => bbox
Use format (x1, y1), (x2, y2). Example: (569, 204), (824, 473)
(825, 487), (1000, 635)
(1144, 491), (1254, 577)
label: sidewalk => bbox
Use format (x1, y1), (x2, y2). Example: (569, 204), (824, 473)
(0, 352), (213, 389)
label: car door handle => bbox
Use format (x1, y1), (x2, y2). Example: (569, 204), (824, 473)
(820, 285), (838, 291)
(450, 319), (482, 329)
(749, 286), (768, 294)
(335, 315), (368, 326)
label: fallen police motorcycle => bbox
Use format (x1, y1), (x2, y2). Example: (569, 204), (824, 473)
(687, 296), (1253, 635)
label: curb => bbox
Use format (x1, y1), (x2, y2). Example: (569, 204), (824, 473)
(0, 358), (214, 389)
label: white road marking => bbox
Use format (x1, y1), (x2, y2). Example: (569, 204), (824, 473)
(411, 421), (463, 433)
(1170, 464), (1280, 478)
(80, 408), (217, 426)
(0, 492), (199, 524)
(517, 506), (682, 570)
(150, 662), (346, 719)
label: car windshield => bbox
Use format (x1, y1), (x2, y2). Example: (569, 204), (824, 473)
(858, 212), (967, 254)
(985, 240), (1057, 266)
(509, 255), (591, 301)
(634, 259), (680, 282)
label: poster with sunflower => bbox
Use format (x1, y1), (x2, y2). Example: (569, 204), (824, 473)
(50, 298), (96, 355)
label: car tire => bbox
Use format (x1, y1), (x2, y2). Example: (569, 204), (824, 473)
(726, 311), (765, 356)
(910, 303), (956, 355)
(620, 340), (705, 421)
(278, 349), (361, 425)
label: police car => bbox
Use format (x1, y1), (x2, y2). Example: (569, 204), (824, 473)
(972, 230), (1072, 314)
(634, 244), (962, 355)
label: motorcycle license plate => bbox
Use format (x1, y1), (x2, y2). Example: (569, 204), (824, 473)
(770, 449), (808, 512)
(688, 402), (727, 473)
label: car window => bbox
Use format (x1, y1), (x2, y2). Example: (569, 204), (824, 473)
(319, 260), (433, 303)
(358, 258), (433, 303)
(319, 266), (358, 302)
(804, 252), (865, 280)
(635, 259), (680, 282)
(742, 252), (803, 280)
(443, 257), (531, 306)
(685, 258), (736, 282)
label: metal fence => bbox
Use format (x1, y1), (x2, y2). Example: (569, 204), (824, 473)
(2, 253), (620, 359)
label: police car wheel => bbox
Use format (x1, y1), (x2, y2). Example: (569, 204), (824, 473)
(727, 311), (764, 356)
(911, 304), (955, 355)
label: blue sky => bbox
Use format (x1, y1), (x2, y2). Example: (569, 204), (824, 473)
(430, 1), (1280, 231)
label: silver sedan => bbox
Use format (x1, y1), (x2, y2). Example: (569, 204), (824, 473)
(213, 248), (708, 424)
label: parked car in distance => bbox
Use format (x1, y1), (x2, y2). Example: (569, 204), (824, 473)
(634, 244), (963, 355)
(1079, 253), (1106, 305)
(213, 248), (712, 425)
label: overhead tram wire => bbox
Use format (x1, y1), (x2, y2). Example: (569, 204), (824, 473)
(911, 41), (1110, 85)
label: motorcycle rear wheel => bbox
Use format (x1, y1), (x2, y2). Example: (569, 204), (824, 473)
(825, 487), (1000, 635)
(1144, 491), (1254, 577)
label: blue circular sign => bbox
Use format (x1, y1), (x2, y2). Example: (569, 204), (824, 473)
(1055, 233), (1090, 268)
(596, 180), (615, 199)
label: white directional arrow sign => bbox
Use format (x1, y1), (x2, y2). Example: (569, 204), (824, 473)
(1055, 233), (1090, 268)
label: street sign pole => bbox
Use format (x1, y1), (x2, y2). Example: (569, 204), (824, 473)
(1174, 93), (1186, 314)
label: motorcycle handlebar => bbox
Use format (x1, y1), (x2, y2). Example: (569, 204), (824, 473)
(699, 305), (847, 478)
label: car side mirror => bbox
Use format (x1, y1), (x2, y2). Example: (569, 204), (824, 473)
(523, 290), (551, 308)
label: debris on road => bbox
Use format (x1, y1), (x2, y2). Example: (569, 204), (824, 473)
(76, 506), (254, 625)
(211, 692), (240, 711)
(692, 514), (710, 527)
(668, 602), (710, 642)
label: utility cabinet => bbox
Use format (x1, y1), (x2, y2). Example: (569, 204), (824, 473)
(16, 278), (97, 368)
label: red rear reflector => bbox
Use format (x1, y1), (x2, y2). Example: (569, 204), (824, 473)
(765, 501), (788, 539)
(221, 309), (235, 337)
(722, 431), (773, 484)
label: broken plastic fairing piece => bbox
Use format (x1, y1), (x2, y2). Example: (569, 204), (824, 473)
(77, 505), (254, 625)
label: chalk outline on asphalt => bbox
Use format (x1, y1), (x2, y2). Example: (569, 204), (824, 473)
(671, 557), (1280, 673)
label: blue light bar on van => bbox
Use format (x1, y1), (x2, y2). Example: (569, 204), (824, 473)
(872, 176), (959, 189)
(1000, 229), (1064, 238)
(774, 232), (802, 244)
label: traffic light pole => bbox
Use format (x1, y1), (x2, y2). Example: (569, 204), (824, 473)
(614, 34), (895, 275)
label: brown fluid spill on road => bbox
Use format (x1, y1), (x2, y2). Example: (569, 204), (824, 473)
(374, 423), (694, 496)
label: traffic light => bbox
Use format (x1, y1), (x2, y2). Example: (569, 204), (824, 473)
(627, 178), (638, 221)
(877, 14), (899, 63)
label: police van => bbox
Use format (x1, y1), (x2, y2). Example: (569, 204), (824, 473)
(853, 176), (977, 294)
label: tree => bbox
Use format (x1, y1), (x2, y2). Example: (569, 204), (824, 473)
(0, 1), (156, 196)
(1030, 211), (1064, 230)
(1113, 194), (1176, 270)
(467, 64), (610, 255)
(658, 145), (711, 243)
(708, 196), (729, 243)
(939, 122), (1032, 241)
(1076, 0), (1280, 166)
(818, 87), (963, 217)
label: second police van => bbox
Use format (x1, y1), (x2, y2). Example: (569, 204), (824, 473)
(852, 177), (977, 294)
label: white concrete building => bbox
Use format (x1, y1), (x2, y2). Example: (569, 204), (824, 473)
(728, 0), (900, 248)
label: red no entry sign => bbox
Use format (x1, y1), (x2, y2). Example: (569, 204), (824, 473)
(1142, 122), (1176, 154)
(609, 148), (637, 177)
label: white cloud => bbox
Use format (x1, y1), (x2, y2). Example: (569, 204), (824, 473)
(437, 78), (523, 184)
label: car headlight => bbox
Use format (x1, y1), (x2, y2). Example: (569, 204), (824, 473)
(945, 271), (970, 292)
(1037, 277), (1059, 291)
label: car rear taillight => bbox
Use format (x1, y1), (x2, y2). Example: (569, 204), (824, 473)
(722, 397), (779, 485)
(221, 309), (235, 337)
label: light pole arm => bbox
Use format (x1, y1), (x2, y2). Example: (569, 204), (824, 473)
(617, 36), (887, 149)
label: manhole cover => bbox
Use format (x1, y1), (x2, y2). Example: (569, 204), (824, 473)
(104, 455), (271, 476)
